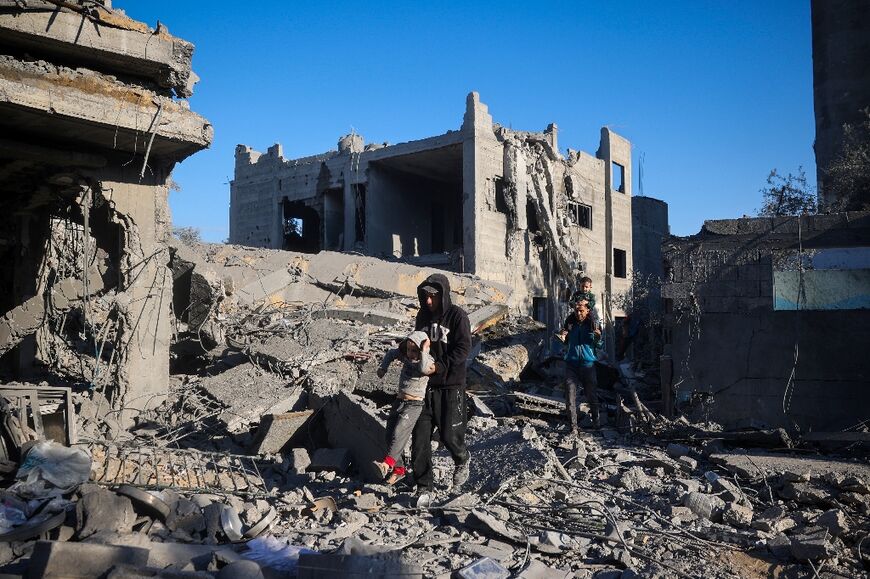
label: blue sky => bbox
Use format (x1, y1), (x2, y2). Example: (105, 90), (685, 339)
(124, 1), (815, 241)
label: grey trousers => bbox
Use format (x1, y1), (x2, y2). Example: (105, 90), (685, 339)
(385, 399), (424, 468)
(565, 364), (599, 431)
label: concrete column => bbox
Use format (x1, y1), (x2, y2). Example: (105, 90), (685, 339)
(461, 91), (496, 274)
(342, 159), (356, 251)
(87, 165), (173, 427)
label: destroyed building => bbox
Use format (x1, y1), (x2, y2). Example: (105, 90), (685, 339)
(230, 93), (635, 334)
(661, 212), (870, 432)
(0, 1), (212, 425)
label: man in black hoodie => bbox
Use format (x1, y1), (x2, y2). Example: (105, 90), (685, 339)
(411, 273), (472, 492)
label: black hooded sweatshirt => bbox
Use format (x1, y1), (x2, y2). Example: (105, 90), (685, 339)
(415, 273), (471, 389)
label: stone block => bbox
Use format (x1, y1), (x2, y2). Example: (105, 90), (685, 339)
(815, 509), (849, 536)
(722, 502), (753, 528)
(766, 534), (793, 559)
(250, 410), (314, 455)
(682, 492), (724, 522)
(290, 448), (312, 475)
(789, 527), (836, 561)
(665, 443), (689, 458)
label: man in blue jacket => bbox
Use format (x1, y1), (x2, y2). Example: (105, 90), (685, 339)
(557, 299), (601, 432)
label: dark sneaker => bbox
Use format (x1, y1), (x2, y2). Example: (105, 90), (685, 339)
(452, 457), (471, 488)
(372, 460), (390, 479)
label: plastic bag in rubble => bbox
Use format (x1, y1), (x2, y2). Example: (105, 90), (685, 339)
(242, 535), (317, 573)
(10, 441), (91, 499)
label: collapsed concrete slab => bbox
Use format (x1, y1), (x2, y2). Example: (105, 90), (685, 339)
(197, 363), (304, 433)
(250, 411), (313, 455)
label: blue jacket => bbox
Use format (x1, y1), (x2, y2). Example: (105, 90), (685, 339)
(563, 314), (597, 368)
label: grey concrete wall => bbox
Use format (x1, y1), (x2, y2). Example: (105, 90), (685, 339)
(662, 212), (870, 432)
(632, 196), (669, 313)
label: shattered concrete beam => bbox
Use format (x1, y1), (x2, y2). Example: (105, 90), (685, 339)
(0, 56), (212, 161)
(0, 7), (199, 96)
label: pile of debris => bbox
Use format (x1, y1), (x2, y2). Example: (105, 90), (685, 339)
(0, 242), (868, 578)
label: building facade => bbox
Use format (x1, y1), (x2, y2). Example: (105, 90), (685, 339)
(231, 93), (633, 327)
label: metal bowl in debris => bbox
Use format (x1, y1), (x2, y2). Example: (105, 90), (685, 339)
(243, 506), (277, 539)
(220, 505), (244, 542)
(113, 485), (170, 521)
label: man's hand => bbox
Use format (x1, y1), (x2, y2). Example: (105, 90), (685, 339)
(423, 362), (436, 376)
(376, 368), (386, 378)
(421, 338), (430, 352)
(556, 330), (567, 342)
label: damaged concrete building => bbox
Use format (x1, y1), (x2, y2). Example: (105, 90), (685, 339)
(230, 93), (634, 332)
(0, 1), (212, 425)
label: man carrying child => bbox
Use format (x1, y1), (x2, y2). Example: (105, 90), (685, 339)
(557, 298), (602, 432)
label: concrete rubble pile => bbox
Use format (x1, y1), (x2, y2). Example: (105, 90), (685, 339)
(0, 239), (866, 578)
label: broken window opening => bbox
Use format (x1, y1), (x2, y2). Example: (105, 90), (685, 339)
(494, 178), (510, 215)
(567, 201), (592, 229)
(526, 200), (540, 233)
(614, 248), (627, 278)
(282, 200), (321, 253)
(353, 184), (366, 244)
(612, 162), (626, 193)
(532, 297), (547, 323)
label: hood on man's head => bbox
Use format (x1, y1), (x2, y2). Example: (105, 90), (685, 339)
(417, 273), (452, 316)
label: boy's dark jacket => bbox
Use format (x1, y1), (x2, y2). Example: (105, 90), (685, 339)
(415, 273), (471, 389)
